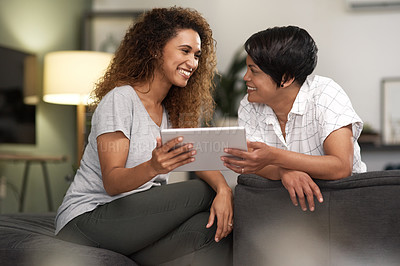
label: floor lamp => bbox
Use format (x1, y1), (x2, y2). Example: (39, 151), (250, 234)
(43, 51), (113, 166)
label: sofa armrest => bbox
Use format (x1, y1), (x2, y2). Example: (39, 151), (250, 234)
(237, 170), (400, 190)
(234, 170), (400, 266)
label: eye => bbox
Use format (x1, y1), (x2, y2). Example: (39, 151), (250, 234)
(249, 66), (260, 74)
(181, 49), (189, 54)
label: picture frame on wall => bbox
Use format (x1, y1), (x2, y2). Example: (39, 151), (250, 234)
(381, 77), (400, 146)
(82, 11), (144, 53)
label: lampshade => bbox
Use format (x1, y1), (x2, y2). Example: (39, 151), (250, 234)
(43, 50), (112, 105)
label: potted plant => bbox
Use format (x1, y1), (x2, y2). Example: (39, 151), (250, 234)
(213, 47), (247, 126)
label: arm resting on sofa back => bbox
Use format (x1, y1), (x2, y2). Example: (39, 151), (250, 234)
(233, 170), (400, 266)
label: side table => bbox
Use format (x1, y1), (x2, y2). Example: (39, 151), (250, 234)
(0, 153), (67, 212)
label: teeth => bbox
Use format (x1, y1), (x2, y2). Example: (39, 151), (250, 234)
(179, 69), (191, 77)
(247, 86), (257, 91)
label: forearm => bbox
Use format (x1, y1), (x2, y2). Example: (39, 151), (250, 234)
(255, 165), (281, 180)
(103, 160), (157, 196)
(270, 147), (352, 180)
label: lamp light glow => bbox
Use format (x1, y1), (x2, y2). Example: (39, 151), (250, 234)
(43, 51), (112, 105)
(43, 50), (112, 165)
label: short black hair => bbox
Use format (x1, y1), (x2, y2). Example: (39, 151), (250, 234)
(244, 25), (318, 86)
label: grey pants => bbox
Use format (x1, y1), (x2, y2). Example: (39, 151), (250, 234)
(57, 179), (232, 266)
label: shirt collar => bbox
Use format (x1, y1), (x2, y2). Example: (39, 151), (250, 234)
(261, 76), (311, 124)
(289, 77), (311, 115)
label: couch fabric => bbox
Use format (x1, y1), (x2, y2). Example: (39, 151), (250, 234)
(0, 213), (137, 266)
(234, 170), (400, 266)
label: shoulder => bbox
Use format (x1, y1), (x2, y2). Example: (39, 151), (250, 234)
(103, 85), (135, 100)
(306, 75), (350, 106)
(97, 85), (135, 108)
(93, 85), (137, 118)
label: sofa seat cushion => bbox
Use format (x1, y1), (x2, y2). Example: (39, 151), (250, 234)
(0, 213), (137, 266)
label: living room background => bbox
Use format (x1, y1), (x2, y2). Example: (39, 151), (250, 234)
(0, 0), (399, 213)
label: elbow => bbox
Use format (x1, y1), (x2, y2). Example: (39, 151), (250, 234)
(104, 184), (119, 196)
(330, 164), (352, 180)
(103, 176), (120, 196)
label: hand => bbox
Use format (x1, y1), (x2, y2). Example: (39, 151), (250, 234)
(221, 141), (272, 174)
(206, 188), (233, 242)
(149, 137), (195, 175)
(280, 169), (323, 211)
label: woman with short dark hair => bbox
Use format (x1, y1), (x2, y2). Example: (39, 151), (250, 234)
(223, 25), (366, 212)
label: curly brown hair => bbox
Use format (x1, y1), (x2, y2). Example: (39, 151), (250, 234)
(92, 7), (217, 128)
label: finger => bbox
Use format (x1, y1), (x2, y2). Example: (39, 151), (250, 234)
(158, 147), (194, 170)
(221, 156), (245, 167)
(161, 136), (184, 152)
(247, 141), (266, 150)
(287, 188), (298, 207)
(311, 182), (324, 203)
(296, 188), (307, 211)
(170, 143), (194, 156)
(220, 211), (230, 239)
(214, 218), (223, 243)
(156, 137), (162, 148)
(223, 162), (242, 174)
(206, 208), (215, 229)
(169, 156), (195, 171)
(227, 214), (234, 235)
(228, 220), (233, 233)
(223, 148), (246, 158)
(304, 187), (315, 211)
(246, 140), (254, 152)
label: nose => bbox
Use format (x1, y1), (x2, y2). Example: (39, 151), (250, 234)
(243, 68), (250, 81)
(187, 54), (198, 70)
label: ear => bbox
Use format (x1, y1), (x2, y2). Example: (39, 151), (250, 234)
(280, 74), (295, 88)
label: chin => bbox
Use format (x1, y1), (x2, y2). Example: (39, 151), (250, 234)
(247, 95), (261, 104)
(247, 95), (255, 102)
(175, 79), (189, 88)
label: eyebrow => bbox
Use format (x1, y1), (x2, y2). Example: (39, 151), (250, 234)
(248, 64), (258, 69)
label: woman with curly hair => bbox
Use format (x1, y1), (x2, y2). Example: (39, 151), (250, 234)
(55, 7), (232, 266)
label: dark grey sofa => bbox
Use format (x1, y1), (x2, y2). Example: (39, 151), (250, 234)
(0, 213), (137, 266)
(233, 170), (400, 266)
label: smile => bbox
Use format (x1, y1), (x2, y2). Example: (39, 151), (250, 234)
(178, 68), (192, 78)
(247, 86), (257, 91)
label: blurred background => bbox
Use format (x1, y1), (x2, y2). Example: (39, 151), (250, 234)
(0, 0), (399, 213)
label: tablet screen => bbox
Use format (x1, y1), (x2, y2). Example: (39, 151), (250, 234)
(160, 126), (247, 171)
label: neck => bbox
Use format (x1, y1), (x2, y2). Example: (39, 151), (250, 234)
(270, 83), (300, 122)
(134, 76), (171, 106)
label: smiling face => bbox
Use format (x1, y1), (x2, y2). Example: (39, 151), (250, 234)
(243, 55), (280, 105)
(158, 28), (201, 88)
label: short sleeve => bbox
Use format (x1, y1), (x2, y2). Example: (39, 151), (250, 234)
(91, 88), (133, 140)
(316, 81), (363, 143)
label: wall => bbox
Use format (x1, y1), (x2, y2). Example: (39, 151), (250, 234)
(93, 0), (400, 172)
(93, 0), (400, 133)
(0, 0), (398, 213)
(0, 0), (91, 213)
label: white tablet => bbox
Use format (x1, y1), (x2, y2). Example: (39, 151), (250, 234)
(160, 126), (247, 172)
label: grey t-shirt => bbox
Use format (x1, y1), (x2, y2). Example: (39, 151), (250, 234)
(55, 85), (169, 234)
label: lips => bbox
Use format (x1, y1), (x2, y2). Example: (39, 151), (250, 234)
(247, 86), (257, 91)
